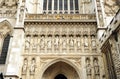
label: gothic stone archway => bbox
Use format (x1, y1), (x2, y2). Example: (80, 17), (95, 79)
(42, 61), (79, 79)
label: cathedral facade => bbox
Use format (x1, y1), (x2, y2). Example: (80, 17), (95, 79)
(0, 0), (120, 79)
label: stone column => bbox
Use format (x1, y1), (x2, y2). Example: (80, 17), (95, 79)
(52, 0), (54, 14)
(68, 0), (70, 14)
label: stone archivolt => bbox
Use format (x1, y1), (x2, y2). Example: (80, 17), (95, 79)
(21, 55), (101, 79)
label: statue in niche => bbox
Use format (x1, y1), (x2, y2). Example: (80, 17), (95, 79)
(62, 37), (67, 48)
(47, 36), (52, 48)
(19, 9), (24, 22)
(25, 40), (30, 49)
(22, 59), (28, 74)
(91, 36), (96, 47)
(94, 59), (100, 75)
(86, 59), (92, 79)
(30, 59), (36, 74)
(32, 43), (37, 50)
(69, 37), (74, 47)
(99, 14), (104, 27)
(54, 36), (59, 48)
(77, 36), (81, 47)
(84, 36), (88, 47)
(40, 36), (45, 48)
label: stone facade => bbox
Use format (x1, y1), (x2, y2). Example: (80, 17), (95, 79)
(100, 9), (120, 79)
(0, 0), (119, 79)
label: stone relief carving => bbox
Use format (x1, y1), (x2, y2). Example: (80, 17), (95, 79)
(40, 35), (45, 48)
(24, 23), (97, 53)
(69, 58), (81, 67)
(94, 58), (100, 75)
(62, 39), (67, 49)
(24, 34), (98, 53)
(54, 35), (60, 48)
(91, 35), (96, 47)
(30, 58), (36, 74)
(32, 43), (37, 50)
(99, 14), (104, 27)
(69, 36), (74, 47)
(47, 36), (52, 49)
(86, 58), (92, 79)
(25, 40), (30, 49)
(19, 9), (24, 22)
(84, 35), (88, 47)
(76, 36), (81, 48)
(22, 58), (28, 74)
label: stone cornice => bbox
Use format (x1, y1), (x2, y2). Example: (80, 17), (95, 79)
(24, 20), (96, 23)
(25, 14), (96, 21)
(14, 27), (25, 32)
(22, 53), (102, 57)
(24, 21), (97, 25)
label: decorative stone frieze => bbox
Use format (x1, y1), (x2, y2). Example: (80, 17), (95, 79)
(24, 22), (97, 54)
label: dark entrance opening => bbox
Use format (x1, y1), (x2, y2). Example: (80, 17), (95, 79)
(55, 74), (67, 79)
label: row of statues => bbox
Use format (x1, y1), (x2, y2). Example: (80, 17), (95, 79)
(22, 57), (100, 76)
(86, 58), (100, 79)
(25, 35), (96, 49)
(22, 58), (36, 74)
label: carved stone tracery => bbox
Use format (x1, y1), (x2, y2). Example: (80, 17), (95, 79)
(0, 21), (12, 55)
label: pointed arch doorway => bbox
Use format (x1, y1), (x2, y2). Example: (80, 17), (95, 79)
(42, 61), (80, 79)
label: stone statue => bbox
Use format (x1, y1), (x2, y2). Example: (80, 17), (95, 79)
(25, 40), (30, 49)
(91, 36), (96, 47)
(30, 59), (36, 74)
(86, 58), (92, 79)
(99, 14), (104, 27)
(69, 38), (74, 47)
(22, 59), (28, 74)
(62, 39), (67, 48)
(47, 37), (52, 48)
(94, 59), (99, 75)
(19, 9), (24, 22)
(40, 36), (45, 48)
(84, 36), (88, 47)
(32, 43), (37, 49)
(54, 36), (59, 48)
(86, 64), (92, 75)
(77, 37), (81, 47)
